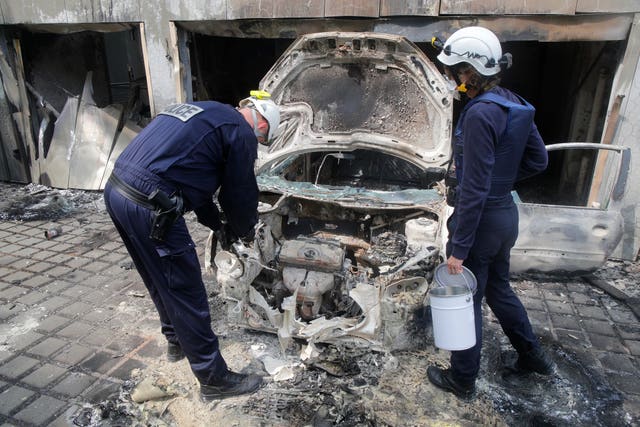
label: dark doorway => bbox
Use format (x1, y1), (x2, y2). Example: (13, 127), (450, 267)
(188, 34), (292, 106)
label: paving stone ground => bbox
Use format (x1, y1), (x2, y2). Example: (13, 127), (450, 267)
(0, 182), (639, 426)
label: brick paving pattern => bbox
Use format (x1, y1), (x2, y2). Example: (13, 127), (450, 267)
(0, 183), (639, 425)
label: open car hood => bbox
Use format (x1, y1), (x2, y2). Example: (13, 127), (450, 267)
(257, 32), (453, 172)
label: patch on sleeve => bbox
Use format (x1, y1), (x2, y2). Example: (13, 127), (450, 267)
(159, 103), (204, 122)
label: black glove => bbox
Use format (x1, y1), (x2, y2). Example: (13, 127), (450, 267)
(215, 222), (237, 251)
(239, 225), (256, 245)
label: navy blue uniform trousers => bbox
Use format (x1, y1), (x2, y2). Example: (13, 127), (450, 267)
(104, 170), (227, 385)
(446, 201), (540, 383)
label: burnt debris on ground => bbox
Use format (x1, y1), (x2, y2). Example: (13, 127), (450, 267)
(0, 183), (103, 221)
(0, 183), (638, 426)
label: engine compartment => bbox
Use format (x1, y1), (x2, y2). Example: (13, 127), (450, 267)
(209, 195), (445, 350)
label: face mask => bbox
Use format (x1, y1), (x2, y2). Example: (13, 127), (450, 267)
(443, 74), (461, 100)
(249, 107), (269, 144)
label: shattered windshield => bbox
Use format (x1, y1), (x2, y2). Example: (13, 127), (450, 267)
(257, 174), (443, 208)
(257, 149), (445, 207)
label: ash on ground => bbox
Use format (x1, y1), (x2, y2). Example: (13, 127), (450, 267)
(68, 288), (636, 427)
(7, 184), (634, 426)
(0, 183), (104, 221)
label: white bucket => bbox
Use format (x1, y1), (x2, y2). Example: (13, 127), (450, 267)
(429, 285), (476, 350)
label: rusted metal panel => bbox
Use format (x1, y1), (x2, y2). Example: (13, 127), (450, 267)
(577, 0), (640, 13)
(381, 0), (439, 16)
(99, 121), (142, 190)
(228, 0), (325, 18)
(274, 0), (325, 17)
(0, 45), (28, 183)
(41, 97), (77, 188)
(0, 92), (27, 182)
(440, 0), (577, 15)
(0, 0), (140, 24)
(67, 73), (123, 190)
(179, 18), (376, 38)
(12, 39), (37, 182)
(325, 0), (380, 17)
(607, 14), (640, 260)
(227, 0), (276, 19)
(375, 15), (633, 42)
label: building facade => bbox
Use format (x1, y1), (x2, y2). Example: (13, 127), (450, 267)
(0, 0), (639, 260)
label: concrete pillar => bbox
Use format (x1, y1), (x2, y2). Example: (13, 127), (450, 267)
(608, 13), (640, 260)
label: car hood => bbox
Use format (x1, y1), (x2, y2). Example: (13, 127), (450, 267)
(257, 32), (453, 172)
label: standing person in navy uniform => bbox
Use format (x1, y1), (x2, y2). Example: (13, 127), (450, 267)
(427, 27), (554, 398)
(103, 91), (280, 401)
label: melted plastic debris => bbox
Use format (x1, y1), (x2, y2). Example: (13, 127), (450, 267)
(0, 183), (103, 221)
(72, 380), (175, 427)
(243, 347), (384, 426)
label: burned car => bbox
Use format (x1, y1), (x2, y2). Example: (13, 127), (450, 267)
(206, 32), (629, 351)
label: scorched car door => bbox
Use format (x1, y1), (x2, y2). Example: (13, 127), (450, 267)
(511, 143), (630, 274)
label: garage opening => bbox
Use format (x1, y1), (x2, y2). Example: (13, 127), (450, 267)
(189, 33), (625, 206)
(188, 34), (290, 106)
(186, 31), (624, 209)
(418, 39), (626, 208)
(0, 23), (626, 202)
(2, 25), (150, 188)
(20, 26), (151, 126)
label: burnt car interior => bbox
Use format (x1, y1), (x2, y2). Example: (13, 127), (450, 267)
(273, 150), (444, 190)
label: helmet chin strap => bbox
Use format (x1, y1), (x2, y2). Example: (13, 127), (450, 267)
(249, 107), (266, 140)
(444, 66), (470, 94)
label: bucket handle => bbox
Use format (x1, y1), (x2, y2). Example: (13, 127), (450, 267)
(438, 264), (474, 293)
(460, 269), (473, 293)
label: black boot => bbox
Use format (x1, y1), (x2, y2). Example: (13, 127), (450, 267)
(427, 366), (475, 398)
(200, 370), (263, 401)
(167, 342), (185, 362)
(517, 348), (555, 375)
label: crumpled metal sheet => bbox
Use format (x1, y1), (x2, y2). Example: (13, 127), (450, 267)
(41, 97), (78, 188)
(99, 119), (142, 190)
(68, 72), (123, 189)
(37, 72), (140, 190)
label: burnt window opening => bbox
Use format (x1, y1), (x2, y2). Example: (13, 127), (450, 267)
(268, 149), (442, 191)
(20, 27), (151, 132)
(4, 25), (151, 189)
(187, 34), (291, 106)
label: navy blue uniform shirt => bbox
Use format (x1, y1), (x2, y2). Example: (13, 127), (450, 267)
(115, 101), (259, 238)
(451, 87), (548, 260)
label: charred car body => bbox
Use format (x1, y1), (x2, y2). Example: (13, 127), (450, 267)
(206, 32), (629, 351)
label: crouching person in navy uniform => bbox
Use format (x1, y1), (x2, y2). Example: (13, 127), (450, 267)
(427, 27), (555, 399)
(103, 91), (280, 401)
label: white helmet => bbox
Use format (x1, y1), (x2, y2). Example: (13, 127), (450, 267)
(239, 90), (281, 144)
(437, 27), (505, 76)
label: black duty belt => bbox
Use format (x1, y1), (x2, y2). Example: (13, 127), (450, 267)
(108, 173), (156, 210)
(108, 172), (185, 242)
